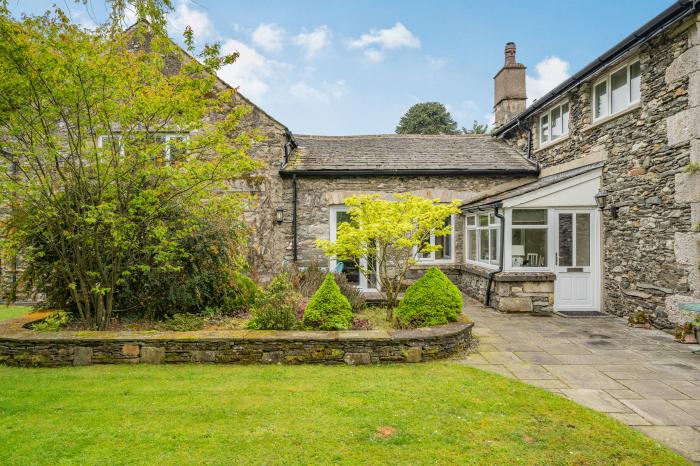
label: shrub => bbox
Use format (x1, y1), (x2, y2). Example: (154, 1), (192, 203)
(247, 273), (300, 330)
(302, 274), (353, 330)
(628, 310), (649, 325)
(333, 272), (366, 312)
(31, 311), (70, 332)
(395, 267), (462, 328)
(220, 272), (259, 315)
(164, 313), (206, 331)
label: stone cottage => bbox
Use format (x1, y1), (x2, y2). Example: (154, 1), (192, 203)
(3, 2), (698, 328)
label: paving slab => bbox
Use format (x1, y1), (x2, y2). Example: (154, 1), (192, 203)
(619, 380), (690, 400)
(513, 351), (562, 365)
(525, 379), (571, 389)
(608, 412), (652, 426)
(664, 380), (700, 398)
(479, 351), (522, 364)
(559, 389), (631, 413)
(543, 365), (626, 390)
(621, 399), (700, 426)
(669, 400), (700, 421)
(635, 426), (700, 462)
(605, 389), (645, 400)
(503, 362), (555, 380)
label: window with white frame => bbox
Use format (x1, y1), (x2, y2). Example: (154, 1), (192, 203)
(465, 213), (499, 266)
(97, 133), (189, 162)
(510, 209), (548, 268)
(419, 215), (454, 262)
(539, 101), (569, 146)
(593, 60), (640, 121)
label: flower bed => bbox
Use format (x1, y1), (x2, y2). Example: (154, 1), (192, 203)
(0, 312), (473, 367)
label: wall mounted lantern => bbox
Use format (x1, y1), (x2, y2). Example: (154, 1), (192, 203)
(595, 190), (618, 219)
(275, 208), (284, 224)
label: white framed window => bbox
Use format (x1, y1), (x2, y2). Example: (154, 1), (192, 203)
(418, 215), (455, 263)
(329, 205), (378, 290)
(539, 101), (569, 146)
(97, 133), (189, 162)
(593, 60), (640, 121)
(465, 212), (499, 266)
(510, 209), (548, 268)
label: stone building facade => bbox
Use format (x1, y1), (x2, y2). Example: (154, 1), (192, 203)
(485, 4), (700, 327)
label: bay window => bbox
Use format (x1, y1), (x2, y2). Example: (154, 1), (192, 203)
(511, 209), (548, 268)
(593, 60), (640, 120)
(539, 101), (569, 147)
(465, 213), (499, 266)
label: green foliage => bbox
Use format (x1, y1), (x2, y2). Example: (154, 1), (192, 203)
(316, 194), (459, 311)
(163, 313), (206, 332)
(0, 9), (256, 328)
(302, 274), (352, 330)
(395, 102), (459, 135)
(685, 161), (700, 175)
(462, 120), (490, 134)
(223, 273), (259, 315)
(287, 263), (365, 312)
(247, 273), (299, 330)
(628, 310), (649, 325)
(31, 311), (70, 332)
(396, 267), (462, 328)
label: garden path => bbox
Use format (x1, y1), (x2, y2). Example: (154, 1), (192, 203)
(456, 297), (700, 462)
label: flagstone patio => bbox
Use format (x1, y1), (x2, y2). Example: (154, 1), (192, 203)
(456, 298), (700, 462)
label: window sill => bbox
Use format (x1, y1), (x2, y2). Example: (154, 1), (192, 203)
(583, 102), (641, 133)
(534, 134), (571, 153)
(413, 260), (457, 268)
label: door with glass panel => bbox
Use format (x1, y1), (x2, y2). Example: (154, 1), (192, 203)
(330, 208), (378, 291)
(554, 210), (598, 311)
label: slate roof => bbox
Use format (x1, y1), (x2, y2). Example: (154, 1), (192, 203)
(280, 134), (538, 176)
(462, 161), (605, 209)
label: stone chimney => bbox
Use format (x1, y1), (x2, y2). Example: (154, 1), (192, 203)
(493, 42), (526, 128)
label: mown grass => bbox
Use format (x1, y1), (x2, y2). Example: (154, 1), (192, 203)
(0, 363), (687, 465)
(0, 305), (32, 322)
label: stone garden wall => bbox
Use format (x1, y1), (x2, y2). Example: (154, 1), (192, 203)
(500, 14), (700, 328)
(0, 312), (473, 368)
(457, 264), (555, 314)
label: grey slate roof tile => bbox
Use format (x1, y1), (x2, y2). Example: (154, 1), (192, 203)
(282, 134), (538, 174)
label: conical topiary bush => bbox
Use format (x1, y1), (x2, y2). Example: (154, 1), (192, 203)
(395, 267), (462, 328)
(302, 273), (353, 330)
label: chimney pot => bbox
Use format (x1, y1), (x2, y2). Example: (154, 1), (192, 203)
(504, 42), (516, 66)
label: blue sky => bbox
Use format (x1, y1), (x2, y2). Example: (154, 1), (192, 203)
(12, 0), (673, 134)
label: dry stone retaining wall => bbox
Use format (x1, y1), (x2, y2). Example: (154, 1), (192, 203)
(0, 313), (473, 368)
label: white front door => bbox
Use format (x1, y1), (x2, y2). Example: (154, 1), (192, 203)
(554, 209), (599, 311)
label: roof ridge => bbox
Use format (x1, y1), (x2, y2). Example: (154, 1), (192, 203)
(293, 133), (491, 139)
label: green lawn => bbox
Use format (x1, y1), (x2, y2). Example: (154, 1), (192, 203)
(0, 363), (686, 465)
(0, 305), (32, 322)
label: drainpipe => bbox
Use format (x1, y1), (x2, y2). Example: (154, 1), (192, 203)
(292, 173), (298, 262)
(485, 205), (506, 306)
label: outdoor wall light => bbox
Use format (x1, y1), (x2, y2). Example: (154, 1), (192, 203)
(595, 190), (619, 219)
(594, 190), (608, 210)
(275, 208), (284, 224)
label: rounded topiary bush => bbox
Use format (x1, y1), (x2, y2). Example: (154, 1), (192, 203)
(302, 273), (353, 330)
(395, 267), (463, 328)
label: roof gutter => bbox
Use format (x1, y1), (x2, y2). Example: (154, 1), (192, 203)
(279, 168), (538, 178)
(494, 0), (698, 137)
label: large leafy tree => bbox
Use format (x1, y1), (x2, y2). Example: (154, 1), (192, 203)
(0, 4), (257, 328)
(316, 194), (459, 317)
(395, 102), (459, 135)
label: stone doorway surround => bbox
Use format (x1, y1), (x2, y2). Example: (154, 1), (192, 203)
(456, 297), (700, 462)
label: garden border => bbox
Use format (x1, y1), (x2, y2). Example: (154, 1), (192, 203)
(0, 312), (473, 367)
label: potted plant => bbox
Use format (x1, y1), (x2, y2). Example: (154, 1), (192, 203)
(628, 310), (651, 329)
(674, 322), (698, 344)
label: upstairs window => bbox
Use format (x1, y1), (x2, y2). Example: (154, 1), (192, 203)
(539, 101), (569, 146)
(593, 60), (640, 121)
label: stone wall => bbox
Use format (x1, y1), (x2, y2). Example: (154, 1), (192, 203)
(500, 14), (700, 327)
(457, 264), (555, 314)
(0, 313), (473, 368)
(285, 175), (523, 267)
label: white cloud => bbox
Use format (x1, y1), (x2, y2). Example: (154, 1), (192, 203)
(167, 0), (217, 42)
(290, 80), (347, 103)
(293, 26), (332, 59)
(218, 39), (286, 101)
(252, 23), (285, 52)
(526, 56), (571, 104)
(348, 22), (420, 50)
(364, 49), (384, 63)
(72, 9), (98, 30)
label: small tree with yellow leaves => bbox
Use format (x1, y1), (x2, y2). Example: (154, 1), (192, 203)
(316, 194), (460, 318)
